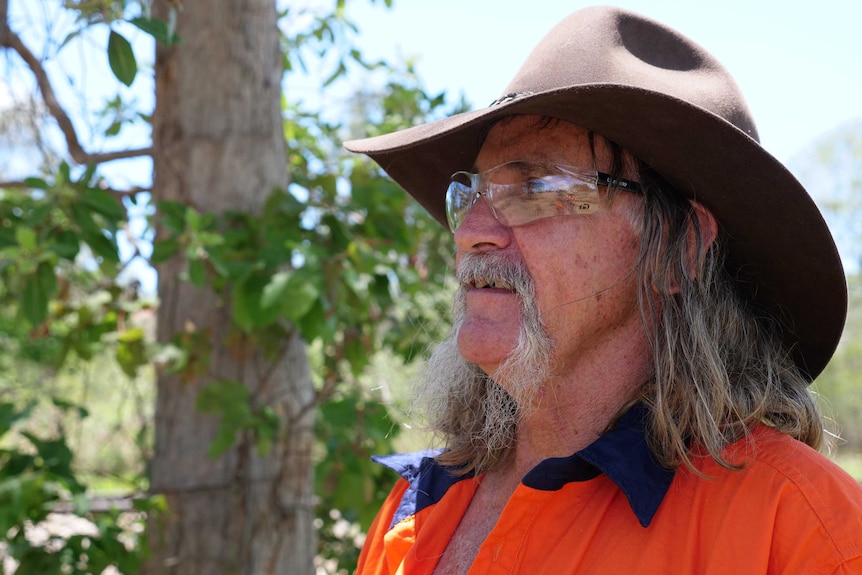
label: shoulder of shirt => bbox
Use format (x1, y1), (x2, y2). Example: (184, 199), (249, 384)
(692, 425), (862, 564)
(721, 424), (861, 491)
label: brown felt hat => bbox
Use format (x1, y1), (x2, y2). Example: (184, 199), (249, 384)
(344, 6), (846, 380)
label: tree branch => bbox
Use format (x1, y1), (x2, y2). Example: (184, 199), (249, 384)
(0, 180), (28, 190)
(0, 23), (153, 165)
(0, 0), (8, 45)
(0, 180), (149, 198)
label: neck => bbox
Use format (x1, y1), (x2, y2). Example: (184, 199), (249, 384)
(502, 331), (653, 479)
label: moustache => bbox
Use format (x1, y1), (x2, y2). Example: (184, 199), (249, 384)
(456, 252), (638, 312)
(456, 253), (535, 297)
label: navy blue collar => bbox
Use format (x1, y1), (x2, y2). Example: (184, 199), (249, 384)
(520, 403), (674, 526)
(374, 404), (674, 528)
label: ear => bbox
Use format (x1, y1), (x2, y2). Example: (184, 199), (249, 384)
(685, 200), (718, 279)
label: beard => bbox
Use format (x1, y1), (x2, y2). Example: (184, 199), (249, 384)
(413, 252), (555, 466)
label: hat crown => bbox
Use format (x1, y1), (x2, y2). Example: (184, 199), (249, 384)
(502, 7), (759, 141)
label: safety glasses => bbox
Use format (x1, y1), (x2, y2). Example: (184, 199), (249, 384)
(445, 161), (641, 232)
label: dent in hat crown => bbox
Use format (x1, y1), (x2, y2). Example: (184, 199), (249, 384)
(499, 6), (759, 141)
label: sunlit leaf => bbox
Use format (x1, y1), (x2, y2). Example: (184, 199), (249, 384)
(116, 328), (147, 377)
(259, 271), (320, 325)
(15, 227), (37, 252)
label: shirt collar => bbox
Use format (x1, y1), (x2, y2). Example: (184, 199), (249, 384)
(374, 403), (674, 528)
(520, 403), (674, 526)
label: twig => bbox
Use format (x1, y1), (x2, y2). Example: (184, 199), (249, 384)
(0, 180), (150, 198)
(0, 24), (153, 165)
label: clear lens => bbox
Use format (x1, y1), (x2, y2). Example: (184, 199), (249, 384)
(494, 173), (601, 227)
(446, 162), (605, 232)
(445, 172), (475, 232)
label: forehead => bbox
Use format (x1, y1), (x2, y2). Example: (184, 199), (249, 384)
(476, 115), (611, 171)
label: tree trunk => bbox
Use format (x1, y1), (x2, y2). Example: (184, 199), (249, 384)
(145, 1), (316, 573)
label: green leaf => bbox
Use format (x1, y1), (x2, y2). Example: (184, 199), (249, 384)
(158, 201), (188, 234)
(322, 213), (351, 252)
(15, 227), (38, 252)
(23, 177), (49, 190)
(22, 262), (56, 326)
(188, 257), (207, 288)
(254, 406), (280, 456)
(197, 380), (250, 413)
(107, 30), (137, 87)
(52, 230), (80, 259)
(58, 161), (71, 185)
(78, 163), (98, 187)
(129, 16), (181, 45)
(231, 272), (273, 331)
(150, 237), (181, 263)
(20, 432), (79, 490)
(260, 271), (292, 310)
(259, 271), (315, 319)
(323, 62), (347, 87)
(85, 233), (121, 265)
(196, 380), (253, 458)
(0, 402), (35, 439)
(297, 298), (326, 343)
(70, 202), (102, 236)
(105, 120), (122, 136)
(344, 334), (370, 376)
(116, 328), (147, 378)
(81, 187), (125, 220)
(282, 277), (320, 324)
(52, 397), (89, 420)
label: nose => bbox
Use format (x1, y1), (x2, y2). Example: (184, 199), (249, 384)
(453, 195), (512, 254)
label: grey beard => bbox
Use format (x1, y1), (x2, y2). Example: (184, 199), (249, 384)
(413, 253), (555, 454)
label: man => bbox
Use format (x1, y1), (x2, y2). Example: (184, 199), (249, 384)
(345, 6), (862, 574)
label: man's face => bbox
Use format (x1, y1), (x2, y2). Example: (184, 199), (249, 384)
(453, 115), (645, 397)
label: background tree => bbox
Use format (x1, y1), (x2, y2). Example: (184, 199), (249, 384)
(1, 0), (459, 573)
(794, 120), (862, 454)
(144, 0), (318, 572)
(1, 1), (859, 574)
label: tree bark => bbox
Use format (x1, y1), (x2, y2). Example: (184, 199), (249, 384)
(146, 1), (316, 573)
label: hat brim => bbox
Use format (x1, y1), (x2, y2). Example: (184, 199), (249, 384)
(345, 85), (847, 381)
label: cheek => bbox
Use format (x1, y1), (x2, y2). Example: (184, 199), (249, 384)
(529, 229), (640, 311)
(520, 242), (598, 311)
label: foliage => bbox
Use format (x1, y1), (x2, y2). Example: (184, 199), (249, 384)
(0, 398), (162, 574)
(813, 274), (862, 452)
(2, 0), (458, 572)
(2, 2), (861, 574)
(150, 61), (459, 567)
(793, 121), (862, 455)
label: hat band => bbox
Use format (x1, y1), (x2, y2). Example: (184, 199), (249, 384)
(489, 91), (534, 107)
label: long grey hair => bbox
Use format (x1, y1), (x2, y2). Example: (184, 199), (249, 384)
(415, 128), (824, 475)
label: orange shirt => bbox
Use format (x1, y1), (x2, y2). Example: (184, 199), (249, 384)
(357, 410), (862, 574)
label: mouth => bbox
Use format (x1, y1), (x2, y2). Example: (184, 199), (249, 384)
(470, 278), (515, 291)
